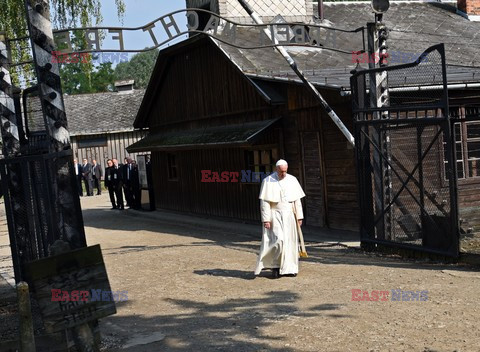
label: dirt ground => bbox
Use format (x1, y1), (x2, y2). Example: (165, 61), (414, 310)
(1, 194), (480, 351)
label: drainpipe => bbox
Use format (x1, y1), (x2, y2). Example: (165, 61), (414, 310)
(318, 0), (324, 21)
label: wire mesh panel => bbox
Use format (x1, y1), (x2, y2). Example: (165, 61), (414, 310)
(350, 44), (459, 256)
(0, 151), (86, 282)
(23, 88), (51, 153)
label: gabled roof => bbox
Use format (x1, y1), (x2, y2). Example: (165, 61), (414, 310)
(64, 89), (145, 136)
(133, 35), (285, 129)
(214, 2), (480, 88)
(135, 1), (480, 128)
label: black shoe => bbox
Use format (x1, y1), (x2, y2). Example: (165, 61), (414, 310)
(119, 207), (124, 210)
(271, 268), (280, 279)
(111, 206), (117, 210)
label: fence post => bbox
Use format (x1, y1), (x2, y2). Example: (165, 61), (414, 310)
(17, 282), (36, 352)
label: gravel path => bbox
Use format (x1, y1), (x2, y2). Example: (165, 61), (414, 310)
(1, 195), (480, 351)
(80, 195), (480, 352)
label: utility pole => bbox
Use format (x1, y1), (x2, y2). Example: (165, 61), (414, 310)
(367, 3), (392, 241)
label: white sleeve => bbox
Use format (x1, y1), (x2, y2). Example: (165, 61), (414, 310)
(260, 200), (272, 223)
(294, 199), (304, 220)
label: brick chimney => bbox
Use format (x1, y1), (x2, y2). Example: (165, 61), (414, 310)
(458, 0), (480, 20)
(114, 80), (135, 94)
(186, 0), (314, 24)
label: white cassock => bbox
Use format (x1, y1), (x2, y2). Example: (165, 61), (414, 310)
(254, 172), (306, 276)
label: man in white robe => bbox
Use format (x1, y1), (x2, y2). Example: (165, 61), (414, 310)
(254, 159), (306, 278)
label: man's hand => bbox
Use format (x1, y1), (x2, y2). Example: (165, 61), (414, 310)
(298, 220), (303, 227)
(264, 222), (271, 229)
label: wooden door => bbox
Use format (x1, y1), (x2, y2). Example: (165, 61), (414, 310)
(300, 132), (326, 227)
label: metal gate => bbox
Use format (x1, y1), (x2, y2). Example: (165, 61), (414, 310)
(350, 44), (459, 257)
(0, 86), (87, 282)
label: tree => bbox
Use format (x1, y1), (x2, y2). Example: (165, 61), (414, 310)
(0, 0), (125, 85)
(58, 32), (115, 94)
(114, 49), (159, 89)
(91, 62), (115, 92)
(60, 59), (115, 94)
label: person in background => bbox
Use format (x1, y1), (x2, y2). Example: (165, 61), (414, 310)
(73, 158), (83, 196)
(105, 159), (117, 209)
(91, 159), (103, 195)
(81, 158), (93, 196)
(131, 160), (141, 209)
(122, 157), (134, 208)
(112, 158), (124, 210)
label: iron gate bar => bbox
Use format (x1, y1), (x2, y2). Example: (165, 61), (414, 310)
(0, 165), (21, 280)
(18, 160), (43, 258)
(355, 117), (449, 125)
(391, 152), (449, 217)
(0, 149), (87, 281)
(351, 43), (459, 256)
(353, 106), (448, 114)
(360, 127), (444, 227)
(360, 238), (456, 256)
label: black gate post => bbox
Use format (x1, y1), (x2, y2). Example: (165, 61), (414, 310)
(22, 0), (87, 254)
(0, 32), (30, 280)
(0, 1), (88, 282)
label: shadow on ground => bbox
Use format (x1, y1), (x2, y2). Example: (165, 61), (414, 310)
(82, 207), (480, 273)
(102, 290), (349, 351)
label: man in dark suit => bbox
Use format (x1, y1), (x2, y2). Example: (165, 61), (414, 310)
(105, 159), (117, 209)
(112, 158), (124, 210)
(91, 159), (103, 195)
(81, 158), (93, 196)
(122, 157), (134, 208)
(73, 158), (83, 196)
(131, 160), (141, 209)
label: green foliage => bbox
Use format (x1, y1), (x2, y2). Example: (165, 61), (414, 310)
(59, 31), (115, 94)
(114, 49), (159, 89)
(0, 0), (125, 85)
(60, 59), (115, 94)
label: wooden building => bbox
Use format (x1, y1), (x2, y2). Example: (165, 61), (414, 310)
(22, 81), (147, 165)
(63, 82), (147, 165)
(128, 1), (480, 251)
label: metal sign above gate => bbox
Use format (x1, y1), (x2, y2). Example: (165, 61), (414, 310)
(48, 9), (365, 55)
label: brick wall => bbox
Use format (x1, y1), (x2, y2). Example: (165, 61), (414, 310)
(187, 0), (314, 23)
(458, 0), (480, 15)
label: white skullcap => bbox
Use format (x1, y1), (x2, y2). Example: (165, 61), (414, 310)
(276, 159), (288, 167)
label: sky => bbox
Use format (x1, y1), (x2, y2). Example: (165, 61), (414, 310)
(84, 0), (189, 62)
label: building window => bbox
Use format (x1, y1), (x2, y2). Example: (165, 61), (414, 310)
(465, 122), (480, 178)
(244, 148), (278, 182)
(445, 106), (480, 180)
(167, 154), (178, 180)
(77, 135), (107, 148)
